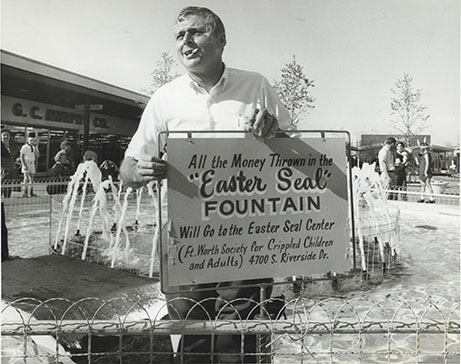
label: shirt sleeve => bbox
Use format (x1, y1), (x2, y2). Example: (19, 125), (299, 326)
(378, 149), (387, 172)
(124, 92), (167, 160)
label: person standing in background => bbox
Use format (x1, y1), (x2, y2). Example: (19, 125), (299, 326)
(51, 140), (73, 177)
(394, 141), (410, 200)
(83, 150), (98, 164)
(1, 129), (20, 198)
(20, 134), (39, 197)
(449, 160), (457, 178)
(378, 137), (397, 199)
(418, 142), (435, 203)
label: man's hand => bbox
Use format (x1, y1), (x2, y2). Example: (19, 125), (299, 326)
(136, 155), (168, 182)
(246, 108), (279, 139)
(381, 174), (391, 189)
(137, 144), (168, 182)
(120, 145), (169, 188)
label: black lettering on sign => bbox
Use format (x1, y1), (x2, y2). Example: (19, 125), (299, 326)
(93, 118), (109, 129)
(30, 106), (43, 120)
(12, 103), (26, 117)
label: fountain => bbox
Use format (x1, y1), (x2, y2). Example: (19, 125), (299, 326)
(50, 160), (160, 277)
(50, 159), (400, 281)
(350, 162), (400, 275)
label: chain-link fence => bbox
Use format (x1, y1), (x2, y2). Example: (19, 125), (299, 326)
(2, 295), (459, 363)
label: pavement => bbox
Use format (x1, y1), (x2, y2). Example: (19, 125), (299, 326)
(2, 254), (162, 318)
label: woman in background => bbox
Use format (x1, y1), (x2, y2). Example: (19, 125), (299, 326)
(418, 142), (435, 203)
(395, 141), (411, 200)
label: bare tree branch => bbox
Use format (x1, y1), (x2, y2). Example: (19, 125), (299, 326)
(273, 55), (315, 126)
(389, 73), (430, 146)
(145, 52), (180, 95)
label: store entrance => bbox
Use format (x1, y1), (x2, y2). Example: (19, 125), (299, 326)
(2, 123), (130, 176)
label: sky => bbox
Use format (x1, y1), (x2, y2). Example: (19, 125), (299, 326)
(1, 0), (459, 146)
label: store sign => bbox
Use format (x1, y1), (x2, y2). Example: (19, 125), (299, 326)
(1, 96), (137, 136)
(165, 136), (350, 287)
(74, 104), (104, 111)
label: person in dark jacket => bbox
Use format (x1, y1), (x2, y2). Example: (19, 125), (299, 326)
(1, 129), (20, 198)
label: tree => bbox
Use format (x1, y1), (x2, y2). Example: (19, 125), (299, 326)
(273, 55), (315, 126)
(390, 73), (430, 146)
(145, 52), (180, 95)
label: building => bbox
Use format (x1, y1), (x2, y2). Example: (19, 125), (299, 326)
(1, 50), (150, 176)
(360, 134), (431, 147)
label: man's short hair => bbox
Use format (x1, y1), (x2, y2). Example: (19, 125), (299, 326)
(60, 140), (71, 149)
(384, 137), (396, 145)
(1, 129), (11, 136)
(176, 6), (226, 41)
(420, 142), (431, 149)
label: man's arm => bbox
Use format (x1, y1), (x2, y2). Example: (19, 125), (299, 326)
(35, 147), (40, 167)
(19, 148), (27, 170)
(378, 151), (389, 178)
(424, 154), (430, 175)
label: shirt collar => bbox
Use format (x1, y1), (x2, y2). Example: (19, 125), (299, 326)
(219, 64), (229, 90)
(187, 63), (229, 93)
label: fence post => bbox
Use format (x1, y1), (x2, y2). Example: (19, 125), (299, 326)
(255, 284), (271, 363)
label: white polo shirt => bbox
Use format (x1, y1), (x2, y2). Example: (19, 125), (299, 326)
(20, 143), (39, 174)
(378, 146), (395, 172)
(125, 66), (291, 160)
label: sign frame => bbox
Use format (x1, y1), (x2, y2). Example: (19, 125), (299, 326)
(157, 129), (357, 294)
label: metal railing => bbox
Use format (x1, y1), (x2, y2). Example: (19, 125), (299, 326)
(2, 296), (459, 363)
(384, 185), (460, 206)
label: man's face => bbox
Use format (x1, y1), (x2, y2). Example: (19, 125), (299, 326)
(1, 132), (10, 144)
(396, 144), (404, 153)
(174, 14), (225, 74)
(384, 143), (392, 151)
(28, 137), (36, 145)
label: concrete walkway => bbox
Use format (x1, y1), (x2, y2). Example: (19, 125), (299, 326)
(2, 255), (162, 316)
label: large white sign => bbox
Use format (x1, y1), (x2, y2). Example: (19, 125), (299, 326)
(165, 136), (350, 287)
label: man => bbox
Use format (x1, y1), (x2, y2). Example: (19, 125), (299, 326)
(378, 137), (396, 200)
(1, 129), (20, 198)
(20, 134), (39, 197)
(120, 6), (291, 363)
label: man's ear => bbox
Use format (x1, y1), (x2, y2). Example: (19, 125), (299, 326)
(218, 32), (227, 49)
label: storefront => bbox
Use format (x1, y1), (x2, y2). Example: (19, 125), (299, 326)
(1, 50), (149, 176)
